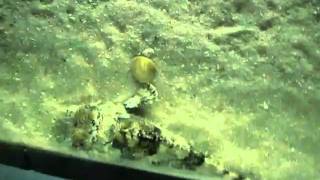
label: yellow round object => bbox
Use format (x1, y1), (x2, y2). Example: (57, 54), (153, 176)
(131, 56), (157, 83)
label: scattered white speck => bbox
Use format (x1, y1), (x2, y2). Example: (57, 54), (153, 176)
(13, 77), (21, 81)
(21, 102), (27, 107)
(262, 101), (269, 110)
(204, 51), (210, 57)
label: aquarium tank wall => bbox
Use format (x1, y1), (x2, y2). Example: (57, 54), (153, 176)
(0, 0), (320, 179)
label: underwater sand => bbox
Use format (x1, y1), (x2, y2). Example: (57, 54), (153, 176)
(0, 0), (320, 179)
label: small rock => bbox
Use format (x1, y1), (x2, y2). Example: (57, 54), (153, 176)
(141, 48), (155, 57)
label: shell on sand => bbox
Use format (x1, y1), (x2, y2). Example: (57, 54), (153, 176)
(131, 56), (157, 84)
